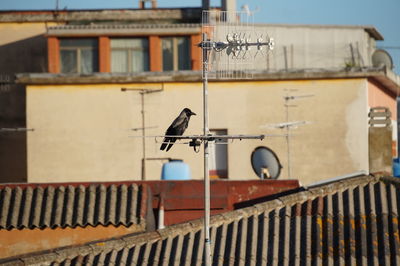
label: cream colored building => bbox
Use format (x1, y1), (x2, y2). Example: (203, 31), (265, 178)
(18, 70), (400, 185)
(1, 7), (399, 184)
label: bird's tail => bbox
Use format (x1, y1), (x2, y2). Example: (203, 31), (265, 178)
(166, 143), (174, 152)
(160, 138), (168, 151)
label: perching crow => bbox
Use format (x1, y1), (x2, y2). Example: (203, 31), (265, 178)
(160, 108), (196, 152)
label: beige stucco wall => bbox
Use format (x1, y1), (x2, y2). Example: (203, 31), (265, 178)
(0, 22), (54, 45)
(27, 78), (370, 184)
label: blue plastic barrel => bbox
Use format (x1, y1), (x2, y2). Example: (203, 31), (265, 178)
(393, 158), (400, 177)
(161, 160), (191, 180)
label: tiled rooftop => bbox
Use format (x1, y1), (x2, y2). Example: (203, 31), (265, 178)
(3, 174), (400, 265)
(0, 183), (148, 230)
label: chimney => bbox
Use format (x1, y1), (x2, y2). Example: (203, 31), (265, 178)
(139, 0), (157, 9)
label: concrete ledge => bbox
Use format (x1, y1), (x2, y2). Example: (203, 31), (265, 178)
(15, 67), (400, 95)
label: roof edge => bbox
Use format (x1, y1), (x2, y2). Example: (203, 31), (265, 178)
(254, 23), (384, 40)
(15, 67), (400, 94)
(0, 8), (203, 23)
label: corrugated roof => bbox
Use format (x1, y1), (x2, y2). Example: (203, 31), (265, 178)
(5, 175), (400, 265)
(0, 183), (148, 230)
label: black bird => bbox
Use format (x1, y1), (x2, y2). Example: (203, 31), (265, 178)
(160, 108), (196, 152)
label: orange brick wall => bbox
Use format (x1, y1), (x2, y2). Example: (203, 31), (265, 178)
(190, 34), (202, 71)
(47, 37), (60, 73)
(99, 36), (111, 73)
(149, 35), (162, 72)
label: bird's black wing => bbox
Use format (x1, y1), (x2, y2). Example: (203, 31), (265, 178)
(160, 124), (177, 151)
(160, 115), (189, 151)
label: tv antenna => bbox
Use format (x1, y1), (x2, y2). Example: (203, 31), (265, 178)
(129, 12), (274, 263)
(262, 90), (313, 179)
(199, 10), (274, 265)
(121, 87), (163, 180)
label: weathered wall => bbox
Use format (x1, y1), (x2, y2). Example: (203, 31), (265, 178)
(0, 22), (58, 183)
(0, 224), (142, 259)
(368, 78), (398, 156)
(253, 25), (376, 71)
(27, 78), (372, 184)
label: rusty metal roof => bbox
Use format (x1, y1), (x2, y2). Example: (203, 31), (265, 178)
(4, 174), (400, 265)
(0, 183), (148, 230)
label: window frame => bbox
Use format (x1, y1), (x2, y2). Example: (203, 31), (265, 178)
(161, 36), (191, 71)
(59, 38), (98, 74)
(110, 37), (150, 73)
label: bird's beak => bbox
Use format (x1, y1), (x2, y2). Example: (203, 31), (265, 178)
(191, 111), (196, 116)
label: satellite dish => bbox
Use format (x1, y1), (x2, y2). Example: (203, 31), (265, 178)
(372, 49), (393, 70)
(251, 146), (282, 179)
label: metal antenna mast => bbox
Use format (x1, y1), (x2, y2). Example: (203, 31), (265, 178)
(200, 10), (274, 265)
(283, 90), (314, 178)
(121, 87), (163, 180)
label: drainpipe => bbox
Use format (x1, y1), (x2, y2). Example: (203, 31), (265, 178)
(394, 98), (400, 176)
(397, 97), (400, 157)
(158, 193), (165, 229)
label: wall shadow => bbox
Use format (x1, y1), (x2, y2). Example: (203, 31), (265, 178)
(0, 34), (47, 183)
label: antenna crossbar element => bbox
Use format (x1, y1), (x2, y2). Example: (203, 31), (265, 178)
(0, 128), (34, 132)
(158, 134), (265, 140)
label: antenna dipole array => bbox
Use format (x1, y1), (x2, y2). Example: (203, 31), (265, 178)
(201, 10), (274, 80)
(200, 10), (274, 266)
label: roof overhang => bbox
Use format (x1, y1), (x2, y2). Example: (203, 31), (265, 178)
(16, 67), (400, 95)
(46, 23), (201, 37)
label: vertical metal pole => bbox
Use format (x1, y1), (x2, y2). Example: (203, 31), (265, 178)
(285, 94), (291, 179)
(397, 97), (400, 158)
(202, 32), (212, 266)
(141, 92), (146, 180)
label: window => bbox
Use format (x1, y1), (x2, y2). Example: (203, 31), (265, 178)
(60, 38), (98, 74)
(162, 37), (191, 71)
(209, 129), (228, 178)
(111, 38), (149, 73)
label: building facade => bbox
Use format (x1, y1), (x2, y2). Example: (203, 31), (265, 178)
(18, 70), (399, 184)
(1, 5), (399, 184)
